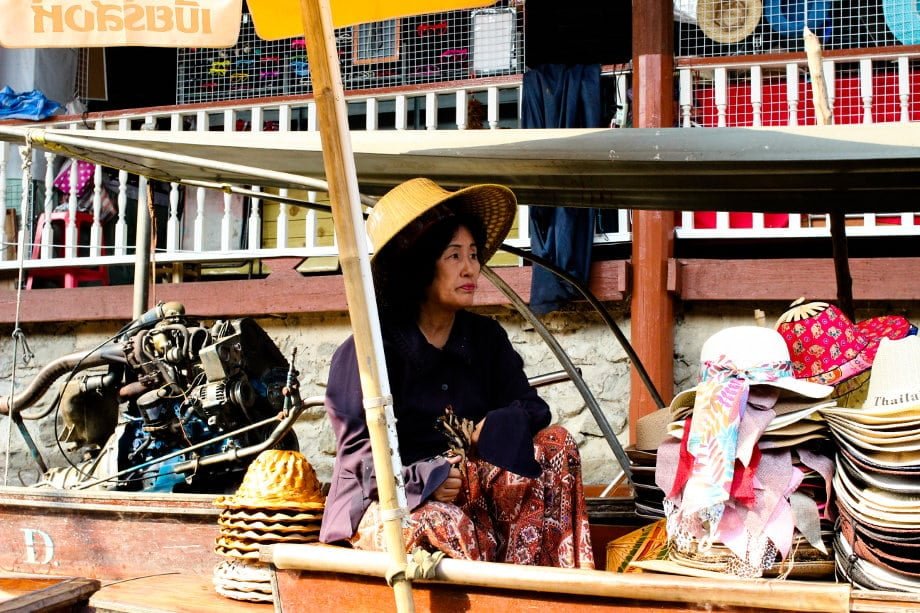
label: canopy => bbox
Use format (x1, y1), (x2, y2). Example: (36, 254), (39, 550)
(1, 123), (918, 213)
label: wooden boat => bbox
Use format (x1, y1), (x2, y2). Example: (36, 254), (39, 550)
(1, 122), (920, 611)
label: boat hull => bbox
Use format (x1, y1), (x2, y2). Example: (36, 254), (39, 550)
(0, 486), (220, 580)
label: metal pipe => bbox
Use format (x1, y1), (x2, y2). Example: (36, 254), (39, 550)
(0, 349), (119, 417)
(482, 267), (633, 487)
(168, 396), (324, 474)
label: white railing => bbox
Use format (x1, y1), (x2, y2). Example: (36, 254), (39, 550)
(3, 61), (920, 287)
(674, 50), (920, 239)
(0, 79), (634, 285)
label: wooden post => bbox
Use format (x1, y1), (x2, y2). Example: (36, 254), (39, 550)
(297, 1), (414, 611)
(629, 0), (675, 441)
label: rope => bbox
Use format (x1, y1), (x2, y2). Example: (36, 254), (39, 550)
(385, 548), (444, 587)
(4, 134), (36, 486)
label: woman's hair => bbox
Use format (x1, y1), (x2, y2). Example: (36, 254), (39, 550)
(375, 210), (487, 322)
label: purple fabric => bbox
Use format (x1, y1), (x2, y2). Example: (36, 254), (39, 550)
(320, 310), (551, 544)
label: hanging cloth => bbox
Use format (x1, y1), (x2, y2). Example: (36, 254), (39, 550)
(521, 64), (601, 315)
(0, 86), (62, 120)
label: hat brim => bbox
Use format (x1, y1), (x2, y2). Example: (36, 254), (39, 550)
(370, 181), (517, 264)
(668, 382), (833, 421)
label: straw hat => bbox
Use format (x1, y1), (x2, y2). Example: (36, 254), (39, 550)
(775, 299), (912, 385)
(366, 178), (516, 263)
(697, 0), (762, 44)
(214, 450), (325, 511)
(861, 336), (920, 412)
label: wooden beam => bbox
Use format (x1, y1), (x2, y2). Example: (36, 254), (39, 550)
(0, 260), (628, 324)
(672, 257), (920, 301)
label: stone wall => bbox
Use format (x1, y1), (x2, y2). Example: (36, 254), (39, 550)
(0, 300), (915, 488)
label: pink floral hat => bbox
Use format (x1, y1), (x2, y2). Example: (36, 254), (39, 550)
(775, 299), (912, 385)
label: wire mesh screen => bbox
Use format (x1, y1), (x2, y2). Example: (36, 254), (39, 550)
(687, 56), (920, 126)
(677, 0), (915, 58)
(177, 2), (524, 105)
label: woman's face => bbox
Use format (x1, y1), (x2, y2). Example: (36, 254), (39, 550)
(424, 225), (480, 313)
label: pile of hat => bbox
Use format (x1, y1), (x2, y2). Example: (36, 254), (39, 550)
(820, 335), (920, 591)
(655, 325), (838, 578)
(211, 449), (326, 603)
(773, 299), (918, 589)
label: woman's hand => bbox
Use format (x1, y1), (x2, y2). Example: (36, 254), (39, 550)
(431, 454), (463, 503)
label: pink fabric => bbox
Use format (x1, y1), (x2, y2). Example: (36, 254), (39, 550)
(777, 304), (911, 384)
(53, 159), (95, 195)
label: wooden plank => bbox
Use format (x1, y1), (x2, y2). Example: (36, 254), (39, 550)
(0, 576), (99, 612)
(88, 573), (270, 613)
(273, 569), (780, 613)
(673, 257), (920, 301)
(0, 260), (627, 324)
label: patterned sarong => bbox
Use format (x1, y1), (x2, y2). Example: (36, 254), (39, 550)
(351, 425), (595, 569)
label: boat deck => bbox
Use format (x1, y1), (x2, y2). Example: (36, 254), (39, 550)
(84, 574), (270, 613)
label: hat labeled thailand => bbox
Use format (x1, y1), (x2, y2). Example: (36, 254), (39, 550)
(669, 326), (833, 417)
(775, 299), (911, 386)
(697, 0), (762, 44)
(214, 449), (325, 511)
(861, 336), (920, 413)
(366, 177), (516, 264)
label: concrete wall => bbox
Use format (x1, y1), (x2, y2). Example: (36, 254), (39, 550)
(0, 300), (915, 488)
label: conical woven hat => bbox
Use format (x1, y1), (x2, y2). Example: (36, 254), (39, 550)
(366, 177), (516, 263)
(214, 450), (325, 511)
(697, 0), (762, 43)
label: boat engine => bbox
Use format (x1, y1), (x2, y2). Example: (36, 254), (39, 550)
(34, 302), (300, 492)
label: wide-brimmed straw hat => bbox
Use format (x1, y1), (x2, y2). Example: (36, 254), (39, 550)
(366, 177), (516, 263)
(860, 336), (920, 412)
(775, 299), (912, 386)
(697, 0), (762, 44)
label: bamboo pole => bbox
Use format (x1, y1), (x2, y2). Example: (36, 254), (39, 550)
(804, 26), (855, 322)
(266, 544), (851, 613)
(297, 1), (413, 612)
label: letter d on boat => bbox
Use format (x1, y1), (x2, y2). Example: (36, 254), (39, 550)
(21, 528), (54, 565)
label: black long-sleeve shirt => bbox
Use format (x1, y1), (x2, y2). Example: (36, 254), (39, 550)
(319, 310), (551, 544)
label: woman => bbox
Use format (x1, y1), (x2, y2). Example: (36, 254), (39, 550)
(319, 178), (594, 569)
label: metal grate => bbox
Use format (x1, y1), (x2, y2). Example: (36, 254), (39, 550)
(177, 1), (523, 105)
(677, 0), (913, 58)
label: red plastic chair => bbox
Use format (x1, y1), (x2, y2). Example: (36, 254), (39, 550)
(26, 211), (109, 289)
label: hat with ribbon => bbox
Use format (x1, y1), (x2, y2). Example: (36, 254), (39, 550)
(697, 0), (762, 44)
(664, 326), (832, 563)
(775, 299), (912, 386)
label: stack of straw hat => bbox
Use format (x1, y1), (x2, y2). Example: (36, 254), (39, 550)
(819, 336), (920, 591)
(211, 449), (326, 603)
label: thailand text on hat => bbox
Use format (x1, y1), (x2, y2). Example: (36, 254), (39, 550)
(775, 299), (911, 386)
(861, 336), (920, 412)
(366, 177), (517, 264)
(697, 0), (762, 44)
